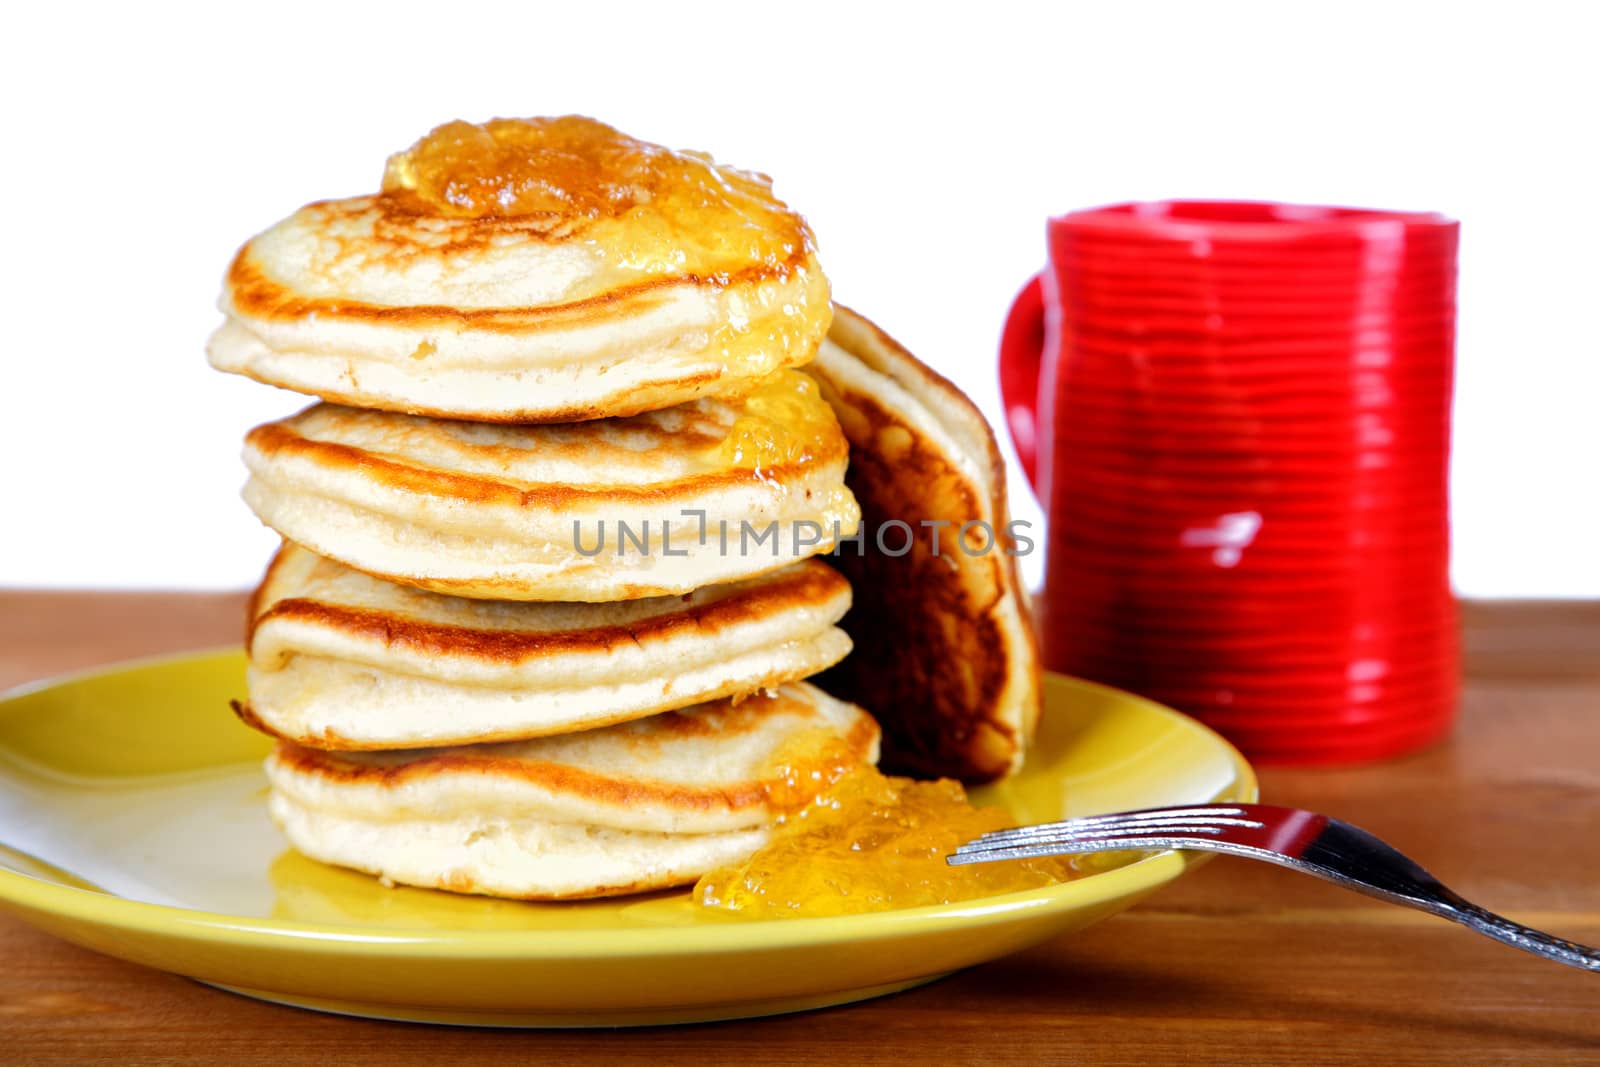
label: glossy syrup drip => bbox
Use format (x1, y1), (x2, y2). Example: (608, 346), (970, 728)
(717, 371), (840, 473)
(696, 742), (1087, 918)
(380, 116), (810, 276)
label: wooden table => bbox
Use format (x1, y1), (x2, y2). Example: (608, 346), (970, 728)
(2, 593), (1597, 1064)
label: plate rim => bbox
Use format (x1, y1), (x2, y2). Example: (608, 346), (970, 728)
(0, 650), (1258, 958)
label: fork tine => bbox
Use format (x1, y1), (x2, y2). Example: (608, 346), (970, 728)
(950, 804), (1261, 867)
(969, 807), (1246, 837)
(962, 811), (1264, 850)
(984, 813), (1262, 837)
(1049, 806), (1249, 824)
(951, 824), (1227, 858)
(1010, 805), (1251, 826)
(947, 831), (1186, 865)
(963, 821), (1213, 844)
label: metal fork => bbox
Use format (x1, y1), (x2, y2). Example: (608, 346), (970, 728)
(947, 803), (1600, 971)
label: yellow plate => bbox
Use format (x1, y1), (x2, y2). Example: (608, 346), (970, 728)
(0, 650), (1255, 1026)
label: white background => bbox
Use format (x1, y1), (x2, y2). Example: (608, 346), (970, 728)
(2, 1), (1595, 596)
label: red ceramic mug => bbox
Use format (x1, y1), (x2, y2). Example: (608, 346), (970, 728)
(999, 200), (1460, 764)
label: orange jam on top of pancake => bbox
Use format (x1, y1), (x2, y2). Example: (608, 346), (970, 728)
(718, 371), (841, 472)
(695, 738), (1086, 918)
(381, 116), (809, 274)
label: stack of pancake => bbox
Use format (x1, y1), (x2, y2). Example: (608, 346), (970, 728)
(209, 116), (1040, 900)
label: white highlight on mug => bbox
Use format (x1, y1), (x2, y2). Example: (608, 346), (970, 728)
(1180, 511), (1264, 568)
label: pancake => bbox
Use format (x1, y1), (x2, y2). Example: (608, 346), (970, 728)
(265, 683), (880, 899)
(239, 541), (853, 749)
(237, 370), (860, 601)
(810, 305), (1041, 783)
(207, 116), (831, 422)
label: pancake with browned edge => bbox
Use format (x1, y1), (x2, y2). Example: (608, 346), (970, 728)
(265, 683), (879, 899)
(239, 541), (852, 749)
(237, 371), (859, 602)
(810, 305), (1040, 783)
(208, 116), (831, 422)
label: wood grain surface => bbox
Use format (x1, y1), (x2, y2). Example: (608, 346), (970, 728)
(1, 592), (1597, 1065)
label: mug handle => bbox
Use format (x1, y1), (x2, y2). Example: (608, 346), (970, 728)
(998, 271), (1047, 490)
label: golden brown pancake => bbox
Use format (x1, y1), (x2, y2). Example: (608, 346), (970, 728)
(237, 371), (860, 602)
(207, 116), (831, 422)
(809, 306), (1041, 783)
(239, 541), (852, 749)
(265, 683), (880, 899)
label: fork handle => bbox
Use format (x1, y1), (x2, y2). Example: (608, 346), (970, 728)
(1434, 895), (1600, 972)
